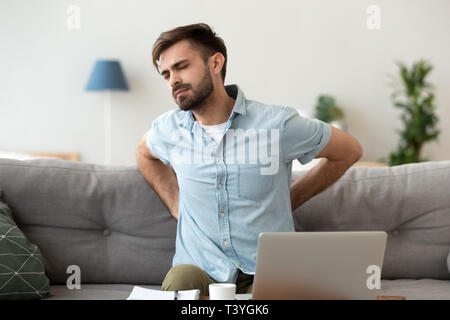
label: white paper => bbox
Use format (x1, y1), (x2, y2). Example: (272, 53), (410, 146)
(126, 286), (199, 300)
(176, 289), (200, 300)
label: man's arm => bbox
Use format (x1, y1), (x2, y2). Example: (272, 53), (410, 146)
(136, 133), (179, 220)
(290, 126), (363, 211)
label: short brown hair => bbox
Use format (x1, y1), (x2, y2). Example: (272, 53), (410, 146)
(152, 23), (228, 82)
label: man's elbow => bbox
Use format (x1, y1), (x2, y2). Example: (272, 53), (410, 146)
(135, 143), (143, 161)
(349, 140), (363, 164)
(136, 140), (151, 165)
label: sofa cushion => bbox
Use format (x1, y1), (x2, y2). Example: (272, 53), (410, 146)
(292, 160), (450, 280)
(380, 279), (450, 300)
(0, 158), (449, 285)
(447, 250), (450, 275)
(0, 189), (51, 299)
(0, 158), (177, 285)
(44, 284), (161, 300)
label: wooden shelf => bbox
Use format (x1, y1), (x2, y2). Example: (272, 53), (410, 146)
(28, 152), (80, 161)
(352, 161), (388, 167)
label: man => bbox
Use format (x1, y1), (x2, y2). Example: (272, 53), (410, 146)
(136, 23), (363, 296)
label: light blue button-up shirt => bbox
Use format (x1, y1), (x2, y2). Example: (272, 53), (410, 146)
(146, 84), (332, 283)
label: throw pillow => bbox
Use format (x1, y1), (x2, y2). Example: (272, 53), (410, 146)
(0, 189), (51, 299)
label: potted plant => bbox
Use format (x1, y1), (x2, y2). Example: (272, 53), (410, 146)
(388, 59), (440, 166)
(314, 94), (347, 131)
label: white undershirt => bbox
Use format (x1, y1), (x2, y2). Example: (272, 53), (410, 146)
(198, 121), (228, 144)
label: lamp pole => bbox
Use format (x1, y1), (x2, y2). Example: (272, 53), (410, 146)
(104, 90), (111, 165)
(85, 60), (129, 166)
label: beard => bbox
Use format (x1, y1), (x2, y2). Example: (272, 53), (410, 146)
(174, 66), (214, 112)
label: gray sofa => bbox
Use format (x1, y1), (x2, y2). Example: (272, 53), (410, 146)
(0, 158), (449, 300)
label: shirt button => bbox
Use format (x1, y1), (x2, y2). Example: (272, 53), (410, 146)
(218, 183), (222, 189)
(220, 212), (225, 217)
(224, 240), (228, 246)
(216, 157), (221, 163)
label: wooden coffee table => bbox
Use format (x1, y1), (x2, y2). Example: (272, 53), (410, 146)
(200, 296), (405, 300)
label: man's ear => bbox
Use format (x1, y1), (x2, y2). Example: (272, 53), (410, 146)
(209, 52), (225, 77)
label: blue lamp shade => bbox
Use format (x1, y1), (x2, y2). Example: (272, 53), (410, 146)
(85, 60), (129, 91)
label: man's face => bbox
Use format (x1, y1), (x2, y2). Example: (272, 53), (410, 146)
(159, 39), (214, 111)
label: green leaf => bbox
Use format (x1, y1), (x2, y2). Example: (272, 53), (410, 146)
(387, 59), (440, 166)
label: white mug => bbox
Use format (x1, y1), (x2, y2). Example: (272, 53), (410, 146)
(209, 283), (236, 300)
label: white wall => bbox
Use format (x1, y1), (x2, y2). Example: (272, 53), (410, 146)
(1, 0), (449, 165)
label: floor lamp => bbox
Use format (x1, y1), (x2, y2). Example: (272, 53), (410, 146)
(85, 60), (129, 165)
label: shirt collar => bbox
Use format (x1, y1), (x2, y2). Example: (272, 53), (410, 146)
(181, 84), (246, 132)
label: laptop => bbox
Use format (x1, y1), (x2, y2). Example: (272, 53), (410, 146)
(251, 231), (387, 300)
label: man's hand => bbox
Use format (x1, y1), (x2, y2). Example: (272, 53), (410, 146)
(290, 126), (363, 211)
(136, 133), (180, 220)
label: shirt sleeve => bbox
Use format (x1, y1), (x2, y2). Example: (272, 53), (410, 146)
(146, 119), (170, 165)
(281, 107), (332, 165)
